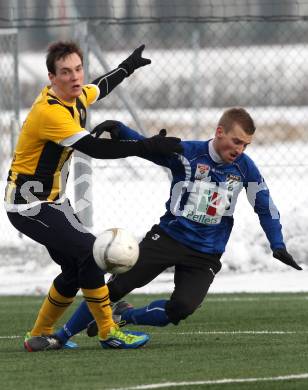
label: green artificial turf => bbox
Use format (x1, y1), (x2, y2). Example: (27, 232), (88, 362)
(1, 293), (308, 390)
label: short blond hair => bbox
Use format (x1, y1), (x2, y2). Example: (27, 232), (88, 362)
(218, 108), (256, 134)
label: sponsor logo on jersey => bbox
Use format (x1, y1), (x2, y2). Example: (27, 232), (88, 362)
(195, 164), (210, 180)
(226, 173), (241, 190)
(211, 167), (224, 174)
(226, 173), (241, 183)
(183, 182), (231, 225)
(184, 210), (220, 225)
(79, 108), (86, 121)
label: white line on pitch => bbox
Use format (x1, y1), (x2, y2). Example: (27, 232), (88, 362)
(0, 334), (84, 340)
(151, 330), (306, 335)
(0, 330), (306, 339)
(207, 296), (308, 302)
(107, 373), (308, 390)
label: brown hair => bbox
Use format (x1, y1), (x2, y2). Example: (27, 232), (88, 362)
(218, 107), (256, 135)
(46, 41), (83, 74)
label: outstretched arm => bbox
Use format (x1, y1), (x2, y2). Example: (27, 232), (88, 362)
(245, 162), (302, 270)
(91, 45), (151, 100)
(90, 120), (183, 168)
(72, 129), (182, 161)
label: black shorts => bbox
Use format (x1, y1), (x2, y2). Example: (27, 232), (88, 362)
(108, 225), (222, 322)
(7, 200), (105, 296)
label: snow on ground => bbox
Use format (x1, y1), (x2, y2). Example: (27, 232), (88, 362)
(132, 270), (308, 294)
(0, 256), (305, 294)
(0, 245), (306, 295)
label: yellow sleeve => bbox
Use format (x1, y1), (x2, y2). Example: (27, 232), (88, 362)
(39, 105), (84, 144)
(82, 84), (100, 107)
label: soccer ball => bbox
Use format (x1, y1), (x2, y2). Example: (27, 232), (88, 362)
(93, 228), (139, 274)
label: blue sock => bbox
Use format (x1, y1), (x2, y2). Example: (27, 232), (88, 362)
(122, 299), (170, 327)
(55, 300), (94, 343)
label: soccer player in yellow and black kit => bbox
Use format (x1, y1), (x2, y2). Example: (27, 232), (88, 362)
(4, 41), (182, 351)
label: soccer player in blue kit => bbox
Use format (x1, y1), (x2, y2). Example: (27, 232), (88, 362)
(52, 107), (302, 344)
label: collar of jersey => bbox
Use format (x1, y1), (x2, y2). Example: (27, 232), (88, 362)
(46, 86), (77, 107)
(208, 139), (224, 164)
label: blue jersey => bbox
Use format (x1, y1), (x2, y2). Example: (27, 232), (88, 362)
(117, 124), (285, 254)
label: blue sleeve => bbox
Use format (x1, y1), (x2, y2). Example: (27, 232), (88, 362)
(118, 123), (145, 141)
(244, 157), (285, 250)
(117, 123), (179, 169)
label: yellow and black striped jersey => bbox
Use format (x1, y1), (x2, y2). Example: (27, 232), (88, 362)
(5, 84), (99, 211)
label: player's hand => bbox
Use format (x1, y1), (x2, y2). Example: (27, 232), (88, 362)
(90, 120), (121, 139)
(118, 44), (151, 76)
(272, 248), (302, 270)
(140, 129), (183, 156)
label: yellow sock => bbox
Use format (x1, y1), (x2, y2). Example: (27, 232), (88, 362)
(30, 284), (74, 336)
(82, 285), (116, 339)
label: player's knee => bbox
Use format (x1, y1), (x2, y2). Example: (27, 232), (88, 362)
(166, 299), (197, 325)
(107, 272), (147, 302)
(75, 244), (107, 289)
(108, 278), (131, 302)
(53, 274), (79, 297)
(79, 254), (106, 289)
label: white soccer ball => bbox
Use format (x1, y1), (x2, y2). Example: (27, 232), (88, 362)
(93, 228), (139, 274)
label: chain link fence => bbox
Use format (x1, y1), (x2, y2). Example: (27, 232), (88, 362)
(87, 21), (308, 240)
(1, 3), (308, 275)
(0, 29), (18, 171)
(0, 29), (20, 249)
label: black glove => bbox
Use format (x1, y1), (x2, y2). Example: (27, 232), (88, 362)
(118, 44), (151, 76)
(91, 120), (121, 139)
(140, 129), (183, 157)
(159, 128), (167, 137)
(273, 248), (302, 270)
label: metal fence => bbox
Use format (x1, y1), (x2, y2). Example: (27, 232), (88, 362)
(1, 5), (308, 269)
(87, 20), (308, 239)
(0, 29), (18, 174)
